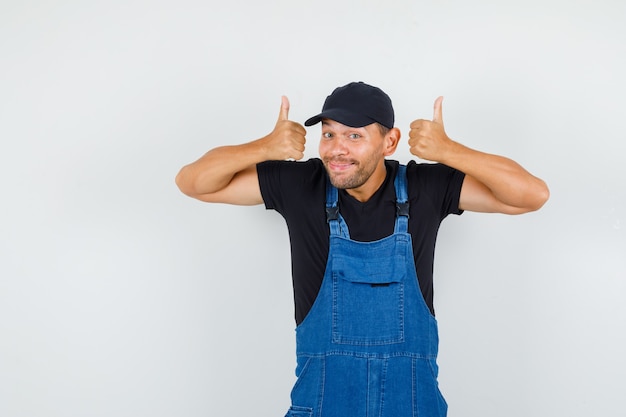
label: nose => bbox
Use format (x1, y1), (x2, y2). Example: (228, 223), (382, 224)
(328, 137), (348, 157)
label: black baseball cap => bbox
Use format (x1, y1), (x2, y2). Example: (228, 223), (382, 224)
(304, 81), (394, 129)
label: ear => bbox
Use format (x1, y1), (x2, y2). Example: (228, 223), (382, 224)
(383, 127), (401, 156)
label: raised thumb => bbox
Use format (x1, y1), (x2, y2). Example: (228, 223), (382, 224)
(433, 96), (444, 124)
(278, 95), (290, 121)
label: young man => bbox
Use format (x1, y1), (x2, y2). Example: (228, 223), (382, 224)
(176, 82), (549, 417)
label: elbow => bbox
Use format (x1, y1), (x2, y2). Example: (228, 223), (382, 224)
(538, 180), (550, 208)
(507, 180), (550, 215)
(175, 166), (196, 197)
(525, 179), (550, 213)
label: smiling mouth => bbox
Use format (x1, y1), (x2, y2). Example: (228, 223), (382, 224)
(327, 159), (356, 172)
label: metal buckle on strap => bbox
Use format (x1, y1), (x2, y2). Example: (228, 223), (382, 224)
(396, 202), (410, 218)
(326, 206), (339, 222)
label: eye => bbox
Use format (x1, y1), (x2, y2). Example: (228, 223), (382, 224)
(322, 132), (333, 139)
(348, 133), (361, 140)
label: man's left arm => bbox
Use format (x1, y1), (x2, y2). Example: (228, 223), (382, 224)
(409, 97), (550, 215)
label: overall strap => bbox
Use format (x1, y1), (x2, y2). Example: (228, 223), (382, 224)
(325, 178), (350, 237)
(394, 164), (410, 234)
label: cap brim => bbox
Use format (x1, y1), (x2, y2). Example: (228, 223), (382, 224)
(304, 108), (376, 128)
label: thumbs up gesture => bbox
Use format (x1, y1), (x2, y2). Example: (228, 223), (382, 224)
(262, 96), (307, 161)
(408, 97), (452, 162)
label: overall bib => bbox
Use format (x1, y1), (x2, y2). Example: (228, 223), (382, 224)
(285, 166), (448, 417)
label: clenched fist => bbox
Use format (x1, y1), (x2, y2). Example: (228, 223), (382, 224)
(262, 96), (307, 161)
(408, 96), (453, 163)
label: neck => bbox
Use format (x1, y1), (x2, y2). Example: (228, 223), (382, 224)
(345, 161), (388, 203)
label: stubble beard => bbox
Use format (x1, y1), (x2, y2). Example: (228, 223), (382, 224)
(324, 158), (377, 190)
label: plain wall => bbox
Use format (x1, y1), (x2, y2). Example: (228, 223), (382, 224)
(1, 1), (624, 416)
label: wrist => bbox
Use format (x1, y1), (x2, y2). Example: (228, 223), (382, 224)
(438, 138), (465, 167)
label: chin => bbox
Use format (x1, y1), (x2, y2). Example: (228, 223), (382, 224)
(328, 173), (366, 190)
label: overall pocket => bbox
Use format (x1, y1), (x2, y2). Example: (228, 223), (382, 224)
(289, 356), (324, 415)
(332, 254), (405, 345)
(284, 405), (313, 417)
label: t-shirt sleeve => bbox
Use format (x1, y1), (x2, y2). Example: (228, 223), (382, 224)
(407, 161), (465, 220)
(257, 160), (285, 212)
(257, 159), (325, 216)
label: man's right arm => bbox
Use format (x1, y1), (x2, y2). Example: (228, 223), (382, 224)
(175, 96), (307, 205)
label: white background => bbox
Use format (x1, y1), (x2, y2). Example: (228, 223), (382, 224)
(1, 1), (625, 416)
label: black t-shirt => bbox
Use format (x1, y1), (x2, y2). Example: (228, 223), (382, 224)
(258, 158), (465, 325)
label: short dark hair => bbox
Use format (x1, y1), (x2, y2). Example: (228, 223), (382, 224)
(377, 123), (391, 137)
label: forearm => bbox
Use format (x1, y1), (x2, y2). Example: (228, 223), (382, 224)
(175, 139), (267, 197)
(442, 141), (549, 211)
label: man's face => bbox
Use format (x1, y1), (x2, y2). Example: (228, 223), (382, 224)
(318, 119), (388, 192)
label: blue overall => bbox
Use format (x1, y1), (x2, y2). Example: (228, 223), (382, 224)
(285, 166), (447, 417)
